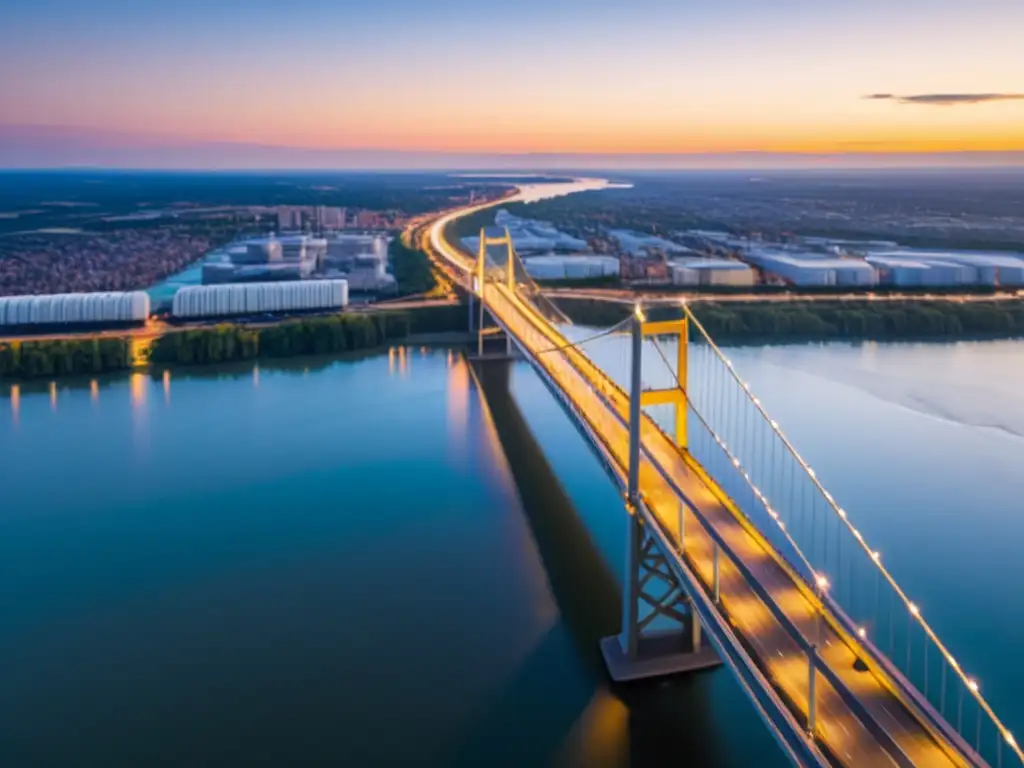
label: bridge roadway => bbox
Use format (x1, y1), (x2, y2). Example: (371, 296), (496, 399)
(428, 206), (972, 768)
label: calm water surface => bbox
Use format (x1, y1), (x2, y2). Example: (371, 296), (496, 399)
(2, 338), (1023, 766)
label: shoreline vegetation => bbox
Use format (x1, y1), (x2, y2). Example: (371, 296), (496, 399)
(0, 305), (467, 380)
(554, 296), (1024, 344)
(5, 292), (1024, 380)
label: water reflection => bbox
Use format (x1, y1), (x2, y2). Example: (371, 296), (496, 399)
(9, 384), (19, 427)
(557, 689), (629, 767)
(252, 365), (260, 389)
(89, 379), (99, 405)
(162, 370), (171, 405)
(49, 381), (57, 412)
(474, 358), (728, 766)
(445, 352), (470, 464)
(130, 372), (150, 458)
(129, 372), (147, 412)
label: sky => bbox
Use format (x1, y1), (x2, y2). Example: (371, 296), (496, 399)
(1, 0), (1022, 168)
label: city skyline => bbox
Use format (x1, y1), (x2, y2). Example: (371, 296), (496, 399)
(2, 0), (1023, 168)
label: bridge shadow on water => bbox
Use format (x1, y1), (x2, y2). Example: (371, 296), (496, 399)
(445, 356), (728, 768)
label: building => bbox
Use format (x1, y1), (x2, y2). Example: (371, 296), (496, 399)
(235, 240), (282, 265)
(461, 211), (588, 256)
(277, 207), (304, 231)
(172, 280), (348, 319)
(670, 258), (756, 287)
(320, 234), (394, 292)
(200, 235), (319, 284)
(866, 256), (973, 287)
(522, 255), (620, 280)
(0, 291), (150, 326)
(356, 210), (384, 230)
(866, 250), (1024, 287)
(315, 206), (346, 231)
(743, 250), (878, 287)
(609, 229), (688, 257)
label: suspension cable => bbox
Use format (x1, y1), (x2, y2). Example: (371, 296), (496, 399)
(532, 315), (633, 355)
(644, 334), (819, 581)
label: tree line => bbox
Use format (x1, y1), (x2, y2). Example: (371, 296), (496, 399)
(149, 306), (466, 366)
(0, 338), (132, 379)
(1, 305), (467, 379)
(554, 297), (1024, 344)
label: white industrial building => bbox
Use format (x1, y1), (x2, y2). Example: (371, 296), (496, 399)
(462, 211), (588, 255)
(320, 234), (393, 292)
(866, 256), (977, 287)
(609, 229), (688, 256)
(744, 250), (878, 287)
(867, 250), (1024, 287)
(670, 258), (756, 287)
(201, 235), (322, 284)
(0, 291), (150, 326)
(522, 255), (620, 280)
(172, 280), (348, 319)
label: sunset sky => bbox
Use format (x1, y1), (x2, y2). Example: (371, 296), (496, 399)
(2, 0), (1022, 167)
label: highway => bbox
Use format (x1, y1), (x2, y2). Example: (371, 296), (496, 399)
(427, 196), (973, 768)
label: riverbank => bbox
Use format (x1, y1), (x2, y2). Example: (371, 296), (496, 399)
(554, 296), (1024, 344)
(0, 304), (467, 380)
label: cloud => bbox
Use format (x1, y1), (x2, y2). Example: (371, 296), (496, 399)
(865, 93), (1024, 106)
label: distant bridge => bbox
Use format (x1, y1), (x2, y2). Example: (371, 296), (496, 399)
(421, 195), (1020, 768)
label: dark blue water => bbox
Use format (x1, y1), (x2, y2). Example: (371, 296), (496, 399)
(1, 339), (1022, 765)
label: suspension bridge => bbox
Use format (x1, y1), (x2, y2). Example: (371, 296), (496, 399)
(421, 200), (1019, 768)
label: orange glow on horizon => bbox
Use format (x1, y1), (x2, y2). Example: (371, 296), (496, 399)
(30, 104), (1024, 157)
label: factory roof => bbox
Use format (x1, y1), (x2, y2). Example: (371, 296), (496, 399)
(672, 258), (753, 270)
(749, 252), (875, 270)
(867, 250), (1024, 268)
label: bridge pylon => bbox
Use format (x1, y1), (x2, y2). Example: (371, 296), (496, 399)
(601, 308), (719, 682)
(470, 227), (518, 360)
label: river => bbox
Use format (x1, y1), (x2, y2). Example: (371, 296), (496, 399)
(1, 338), (1022, 766)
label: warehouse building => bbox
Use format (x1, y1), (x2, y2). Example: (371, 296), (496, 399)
(867, 250), (1024, 287)
(744, 250), (878, 287)
(462, 211), (588, 255)
(172, 280), (348, 319)
(522, 255), (620, 280)
(670, 258), (756, 287)
(0, 291), (150, 327)
(609, 229), (688, 257)
(866, 256), (978, 287)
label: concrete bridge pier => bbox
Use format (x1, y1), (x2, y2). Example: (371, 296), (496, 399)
(469, 308), (519, 363)
(600, 509), (721, 682)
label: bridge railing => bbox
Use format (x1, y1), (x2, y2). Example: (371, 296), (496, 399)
(656, 304), (1020, 768)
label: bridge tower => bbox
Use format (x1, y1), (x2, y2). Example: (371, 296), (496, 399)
(470, 227), (518, 359)
(601, 308), (719, 681)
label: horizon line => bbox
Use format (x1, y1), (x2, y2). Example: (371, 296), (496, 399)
(3, 157), (1024, 173)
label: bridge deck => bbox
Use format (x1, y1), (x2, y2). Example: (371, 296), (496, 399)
(481, 281), (967, 768)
